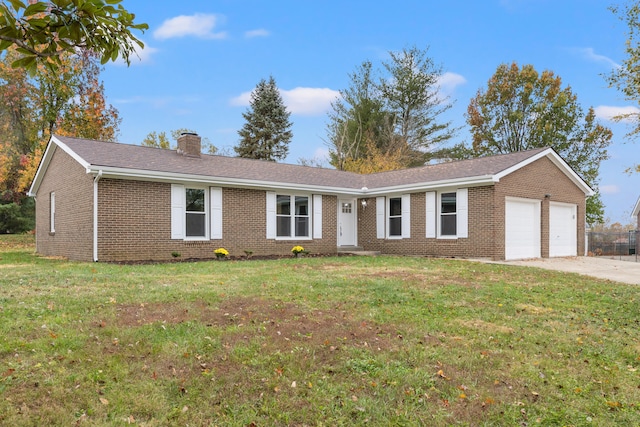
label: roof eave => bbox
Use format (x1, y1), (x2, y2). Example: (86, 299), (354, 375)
(86, 166), (365, 195)
(87, 166), (498, 196)
(632, 196), (640, 218)
(359, 175), (497, 196)
(28, 135), (92, 197)
(493, 148), (594, 196)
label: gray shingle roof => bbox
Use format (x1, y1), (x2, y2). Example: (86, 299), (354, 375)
(54, 135), (551, 192)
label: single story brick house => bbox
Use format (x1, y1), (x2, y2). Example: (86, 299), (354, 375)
(28, 133), (593, 262)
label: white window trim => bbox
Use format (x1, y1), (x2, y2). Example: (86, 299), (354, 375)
(379, 194), (410, 239)
(184, 186), (209, 241)
(436, 188), (468, 239)
(438, 191), (457, 240)
(50, 192), (55, 233)
(210, 187), (223, 240)
(425, 191), (436, 238)
(273, 193), (313, 241)
(172, 184), (220, 241)
(312, 194), (322, 239)
(387, 196), (403, 239)
(171, 184), (185, 239)
(376, 196), (385, 239)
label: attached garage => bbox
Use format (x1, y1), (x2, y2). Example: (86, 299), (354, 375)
(505, 198), (541, 260)
(549, 202), (577, 257)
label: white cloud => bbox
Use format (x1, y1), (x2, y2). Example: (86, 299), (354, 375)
(576, 47), (620, 69)
(281, 87), (340, 115)
(245, 29), (270, 38)
(437, 72), (466, 93)
(230, 92), (251, 107)
(230, 87), (340, 116)
(112, 41), (158, 66)
(154, 14), (227, 40)
(312, 147), (331, 165)
(594, 105), (640, 122)
(599, 184), (620, 194)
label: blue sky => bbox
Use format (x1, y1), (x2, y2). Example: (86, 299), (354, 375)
(102, 0), (640, 225)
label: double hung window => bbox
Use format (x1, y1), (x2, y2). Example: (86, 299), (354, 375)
(185, 188), (206, 237)
(277, 195), (309, 238)
(388, 197), (402, 237)
(440, 192), (457, 236)
(426, 188), (468, 239)
(171, 184), (222, 240)
(376, 194), (410, 239)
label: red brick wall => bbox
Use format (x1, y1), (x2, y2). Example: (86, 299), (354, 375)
(34, 147), (94, 261)
(494, 156), (586, 259)
(358, 156), (587, 260)
(97, 180), (338, 261)
(358, 186), (498, 259)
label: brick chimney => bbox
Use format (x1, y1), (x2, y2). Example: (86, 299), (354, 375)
(177, 132), (201, 158)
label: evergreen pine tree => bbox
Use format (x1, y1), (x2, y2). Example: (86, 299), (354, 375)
(235, 76), (293, 161)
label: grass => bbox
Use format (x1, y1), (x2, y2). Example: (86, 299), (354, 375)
(0, 235), (638, 426)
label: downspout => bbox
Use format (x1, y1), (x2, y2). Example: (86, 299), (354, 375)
(32, 196), (37, 254)
(93, 170), (103, 262)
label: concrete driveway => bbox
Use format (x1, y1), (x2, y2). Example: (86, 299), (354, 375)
(486, 257), (640, 285)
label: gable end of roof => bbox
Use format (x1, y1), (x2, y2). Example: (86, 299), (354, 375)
(632, 196), (640, 218)
(28, 135), (92, 197)
(493, 148), (594, 196)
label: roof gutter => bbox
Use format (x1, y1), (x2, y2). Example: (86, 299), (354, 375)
(360, 175), (497, 196)
(85, 166), (498, 196)
(93, 170), (103, 262)
(85, 166), (365, 196)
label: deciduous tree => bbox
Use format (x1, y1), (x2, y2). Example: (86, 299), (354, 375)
(326, 46), (457, 171)
(141, 131), (171, 149)
(141, 128), (218, 154)
(608, 1), (640, 173)
(379, 46), (456, 165)
(327, 61), (390, 170)
(0, 46), (120, 216)
(15, 49), (121, 193)
(467, 62), (612, 224)
(235, 76), (292, 161)
(0, 0), (148, 74)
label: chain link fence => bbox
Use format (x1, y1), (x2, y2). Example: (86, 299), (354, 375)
(586, 230), (638, 262)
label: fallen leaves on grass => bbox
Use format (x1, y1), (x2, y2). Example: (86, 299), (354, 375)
(437, 369), (450, 380)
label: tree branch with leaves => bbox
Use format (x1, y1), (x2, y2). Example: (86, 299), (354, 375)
(0, 0), (148, 74)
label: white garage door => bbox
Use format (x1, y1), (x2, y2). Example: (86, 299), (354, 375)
(549, 202), (577, 257)
(505, 198), (541, 260)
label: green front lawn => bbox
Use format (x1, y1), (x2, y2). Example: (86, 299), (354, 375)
(0, 236), (638, 426)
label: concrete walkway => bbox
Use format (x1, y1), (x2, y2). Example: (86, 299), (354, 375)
(483, 257), (640, 285)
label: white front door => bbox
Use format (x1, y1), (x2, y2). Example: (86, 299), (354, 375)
(338, 199), (356, 246)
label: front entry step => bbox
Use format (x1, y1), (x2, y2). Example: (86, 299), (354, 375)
(338, 246), (380, 256)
